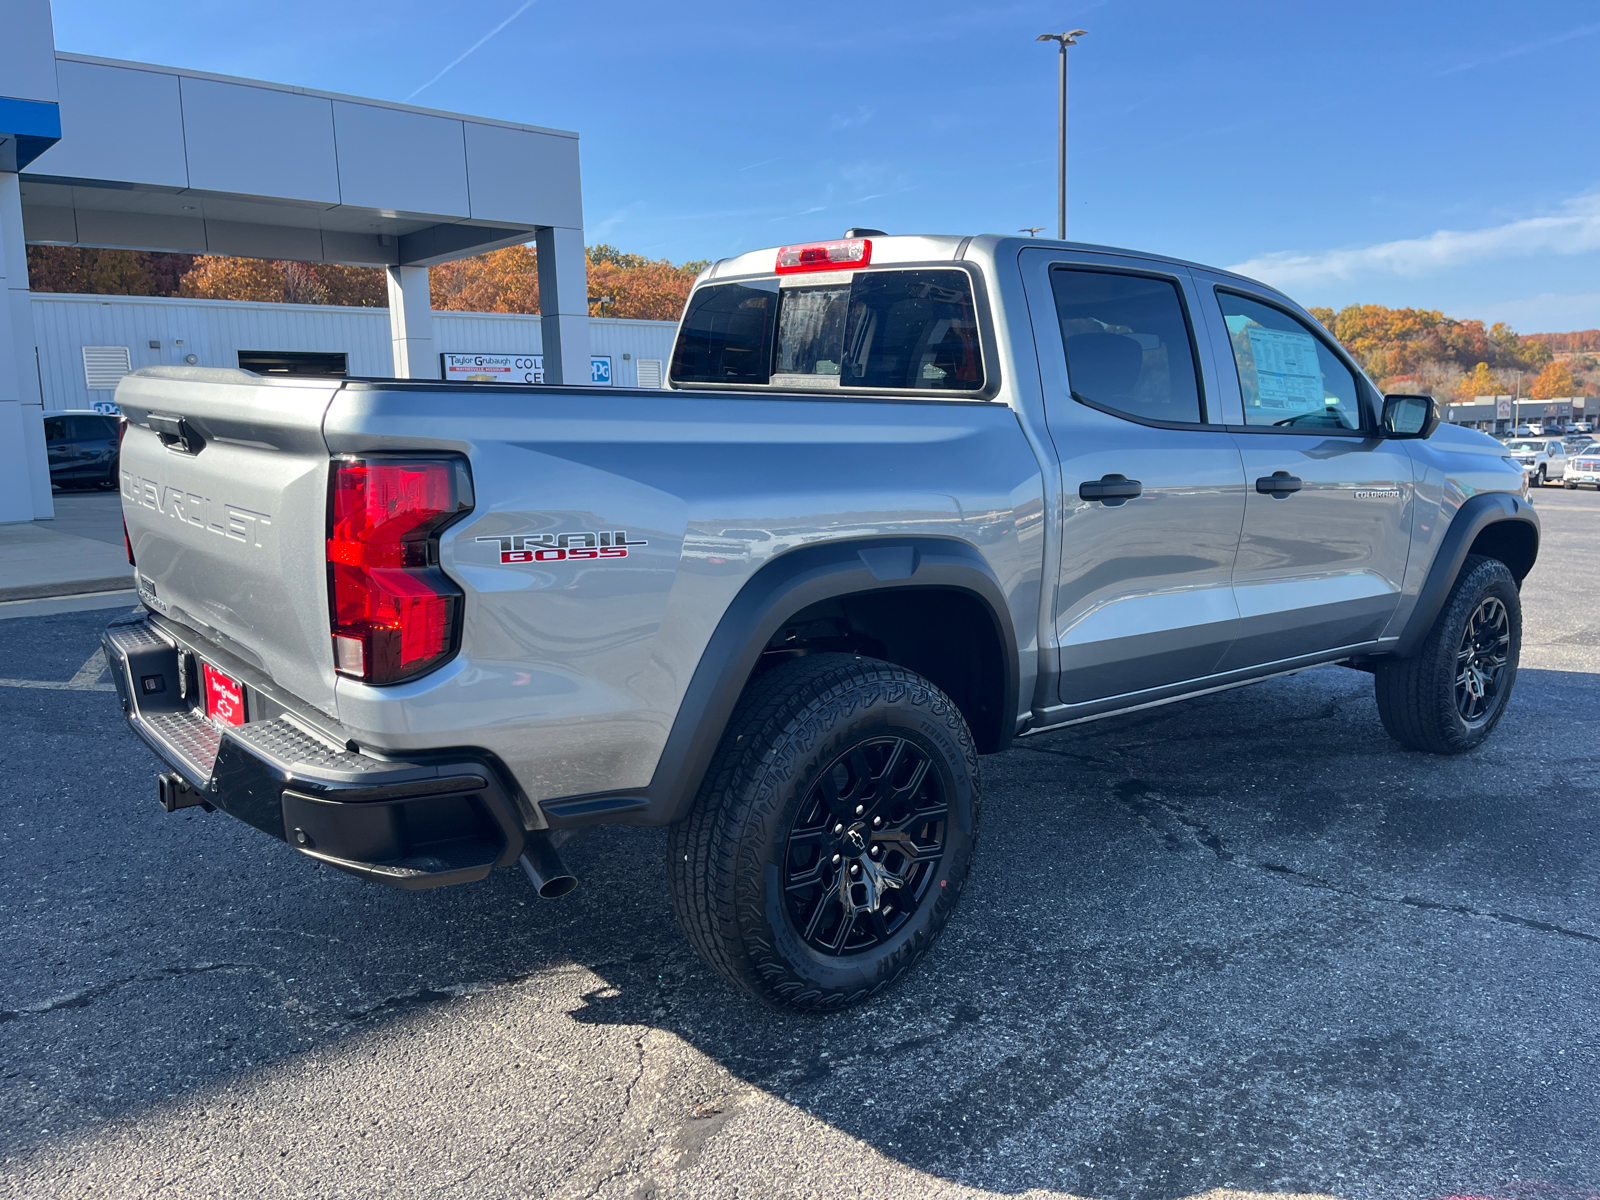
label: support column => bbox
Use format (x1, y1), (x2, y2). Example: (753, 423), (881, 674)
(385, 265), (439, 379)
(535, 226), (591, 385)
(0, 171), (52, 522)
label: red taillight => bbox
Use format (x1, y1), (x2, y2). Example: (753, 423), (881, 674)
(326, 457), (472, 685)
(775, 238), (872, 273)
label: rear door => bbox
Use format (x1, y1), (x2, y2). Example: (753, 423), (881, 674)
(1020, 249), (1247, 706)
(1197, 280), (1413, 667)
(115, 372), (341, 715)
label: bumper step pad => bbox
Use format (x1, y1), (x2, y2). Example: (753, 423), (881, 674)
(103, 612), (527, 890)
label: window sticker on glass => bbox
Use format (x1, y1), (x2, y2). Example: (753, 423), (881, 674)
(1242, 324), (1324, 412)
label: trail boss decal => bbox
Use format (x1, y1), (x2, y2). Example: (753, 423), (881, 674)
(478, 530), (648, 564)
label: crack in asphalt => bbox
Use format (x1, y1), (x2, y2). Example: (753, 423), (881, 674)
(0, 963), (278, 1023)
(1110, 778), (1600, 947)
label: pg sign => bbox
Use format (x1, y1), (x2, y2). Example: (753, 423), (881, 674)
(441, 352), (613, 386)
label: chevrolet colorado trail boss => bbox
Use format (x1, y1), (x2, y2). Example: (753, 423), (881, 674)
(105, 234), (1538, 1010)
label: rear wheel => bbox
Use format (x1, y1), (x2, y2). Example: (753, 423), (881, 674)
(667, 653), (980, 1010)
(1373, 555), (1520, 754)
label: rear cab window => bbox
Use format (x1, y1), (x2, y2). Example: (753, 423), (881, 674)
(671, 268), (986, 396)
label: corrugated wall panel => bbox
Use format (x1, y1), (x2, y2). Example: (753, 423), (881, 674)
(30, 294), (678, 408)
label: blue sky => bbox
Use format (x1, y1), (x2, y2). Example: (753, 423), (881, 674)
(50, 0), (1600, 332)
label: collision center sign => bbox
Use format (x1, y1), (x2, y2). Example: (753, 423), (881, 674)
(441, 353), (613, 385)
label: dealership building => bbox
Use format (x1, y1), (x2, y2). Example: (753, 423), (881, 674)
(0, 0), (667, 524)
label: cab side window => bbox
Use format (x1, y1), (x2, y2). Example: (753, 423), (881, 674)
(1218, 292), (1363, 431)
(43, 417), (66, 442)
(1049, 268), (1204, 424)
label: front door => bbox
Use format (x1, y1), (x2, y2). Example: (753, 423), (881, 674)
(1203, 284), (1414, 668)
(1023, 252), (1248, 707)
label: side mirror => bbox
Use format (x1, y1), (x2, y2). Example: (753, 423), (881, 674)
(1382, 393), (1439, 439)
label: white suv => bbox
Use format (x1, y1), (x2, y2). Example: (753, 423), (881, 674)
(1503, 438), (1567, 486)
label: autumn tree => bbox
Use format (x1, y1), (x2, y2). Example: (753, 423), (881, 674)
(429, 242), (707, 321)
(1527, 360), (1577, 400)
(1458, 362), (1506, 399)
(179, 256), (386, 306)
(429, 244), (541, 313)
(26, 246), (195, 295)
(585, 244), (705, 320)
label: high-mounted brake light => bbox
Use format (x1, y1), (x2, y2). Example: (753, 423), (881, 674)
(326, 457), (473, 685)
(775, 238), (872, 274)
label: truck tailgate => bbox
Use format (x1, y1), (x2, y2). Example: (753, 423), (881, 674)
(115, 370), (340, 716)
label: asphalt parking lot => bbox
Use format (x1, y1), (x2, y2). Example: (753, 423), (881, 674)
(2, 488), (1598, 1200)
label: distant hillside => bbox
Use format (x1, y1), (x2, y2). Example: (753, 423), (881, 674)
(1308, 303), (1597, 400)
(1523, 329), (1600, 354)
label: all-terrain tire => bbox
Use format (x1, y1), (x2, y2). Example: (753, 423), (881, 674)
(666, 653), (980, 1011)
(1373, 554), (1521, 754)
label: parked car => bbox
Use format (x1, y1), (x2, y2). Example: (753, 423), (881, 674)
(43, 410), (120, 489)
(103, 232), (1539, 1010)
(1566, 445), (1600, 489)
(1503, 438), (1566, 486)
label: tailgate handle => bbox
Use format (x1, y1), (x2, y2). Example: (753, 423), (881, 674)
(148, 413), (205, 455)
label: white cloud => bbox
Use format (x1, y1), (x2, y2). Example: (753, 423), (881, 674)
(1228, 193), (1600, 288)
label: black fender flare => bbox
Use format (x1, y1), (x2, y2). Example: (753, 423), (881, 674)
(541, 536), (1020, 829)
(1392, 491), (1539, 658)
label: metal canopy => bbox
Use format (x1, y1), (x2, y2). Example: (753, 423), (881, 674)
(19, 54), (584, 267)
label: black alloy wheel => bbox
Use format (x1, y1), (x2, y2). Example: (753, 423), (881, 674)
(1455, 595), (1510, 725)
(783, 735), (948, 956)
(1373, 554), (1521, 754)
(667, 653), (980, 1010)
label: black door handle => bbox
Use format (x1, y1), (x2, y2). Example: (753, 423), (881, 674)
(1079, 474), (1143, 506)
(1255, 471), (1303, 498)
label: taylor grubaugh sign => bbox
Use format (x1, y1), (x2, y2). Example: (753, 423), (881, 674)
(440, 353), (613, 385)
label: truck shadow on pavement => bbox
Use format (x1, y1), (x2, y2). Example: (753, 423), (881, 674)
(3, 615), (1598, 1198)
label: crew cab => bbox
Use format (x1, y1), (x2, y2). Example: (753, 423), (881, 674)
(1503, 438), (1566, 486)
(104, 233), (1538, 1010)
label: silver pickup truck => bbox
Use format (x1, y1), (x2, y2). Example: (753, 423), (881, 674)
(105, 233), (1538, 1010)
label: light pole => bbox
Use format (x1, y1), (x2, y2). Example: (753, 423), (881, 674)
(1036, 29), (1087, 241)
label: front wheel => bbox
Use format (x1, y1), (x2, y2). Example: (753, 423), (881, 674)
(1531, 467), (1546, 487)
(1373, 555), (1521, 754)
(667, 653), (980, 1010)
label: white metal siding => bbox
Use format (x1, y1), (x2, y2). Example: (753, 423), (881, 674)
(31, 293), (679, 409)
(636, 358), (663, 389)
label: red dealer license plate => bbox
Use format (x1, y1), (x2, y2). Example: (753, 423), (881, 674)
(202, 662), (247, 727)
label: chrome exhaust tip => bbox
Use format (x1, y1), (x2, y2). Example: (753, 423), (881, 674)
(518, 833), (578, 898)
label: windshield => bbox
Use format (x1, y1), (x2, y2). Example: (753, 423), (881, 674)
(672, 268), (984, 392)
(1504, 441), (1542, 452)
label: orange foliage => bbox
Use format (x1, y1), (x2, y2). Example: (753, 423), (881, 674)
(179, 256), (386, 306)
(430, 243), (704, 321)
(1457, 362), (1506, 399)
(430, 244), (541, 313)
(1527, 360), (1577, 400)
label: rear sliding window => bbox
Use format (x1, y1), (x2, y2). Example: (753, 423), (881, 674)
(670, 269), (984, 393)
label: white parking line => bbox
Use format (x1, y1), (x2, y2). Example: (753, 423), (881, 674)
(0, 648), (116, 692)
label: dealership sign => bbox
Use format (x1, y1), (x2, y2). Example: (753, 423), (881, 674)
(441, 353), (613, 386)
